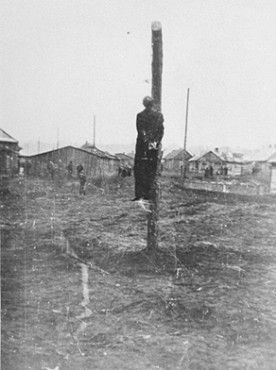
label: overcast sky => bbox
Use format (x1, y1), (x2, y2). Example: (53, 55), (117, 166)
(1, 0), (276, 153)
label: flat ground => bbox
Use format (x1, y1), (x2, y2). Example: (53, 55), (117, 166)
(1, 176), (276, 370)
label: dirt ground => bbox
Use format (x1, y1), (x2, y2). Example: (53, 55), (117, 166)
(1, 175), (276, 370)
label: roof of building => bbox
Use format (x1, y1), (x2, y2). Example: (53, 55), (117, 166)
(188, 151), (217, 162)
(0, 128), (18, 144)
(115, 153), (134, 161)
(268, 152), (276, 164)
(126, 152), (135, 159)
(217, 151), (239, 162)
(25, 145), (120, 161)
(164, 149), (193, 160)
(243, 147), (276, 162)
(81, 142), (117, 160)
(189, 149), (245, 164)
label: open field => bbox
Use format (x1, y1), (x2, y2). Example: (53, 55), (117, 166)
(1, 176), (276, 369)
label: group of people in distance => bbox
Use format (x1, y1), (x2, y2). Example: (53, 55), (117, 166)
(204, 165), (228, 178)
(47, 160), (86, 195)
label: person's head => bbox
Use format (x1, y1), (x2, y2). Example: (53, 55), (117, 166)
(77, 164), (83, 173)
(143, 96), (154, 109)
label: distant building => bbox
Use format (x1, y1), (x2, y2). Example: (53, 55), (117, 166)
(0, 128), (21, 177)
(163, 149), (193, 172)
(268, 153), (276, 193)
(81, 142), (117, 160)
(188, 148), (248, 177)
(26, 145), (120, 178)
(115, 152), (133, 177)
(244, 147), (276, 193)
(115, 153), (134, 167)
(244, 147), (276, 176)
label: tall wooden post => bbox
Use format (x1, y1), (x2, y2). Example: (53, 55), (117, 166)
(56, 128), (59, 149)
(182, 88), (190, 180)
(147, 21), (163, 252)
(93, 115), (96, 147)
(151, 21), (163, 111)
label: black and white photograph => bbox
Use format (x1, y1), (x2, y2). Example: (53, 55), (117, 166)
(1, 1), (276, 369)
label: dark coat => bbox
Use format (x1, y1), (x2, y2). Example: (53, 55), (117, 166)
(133, 107), (164, 199)
(135, 108), (164, 160)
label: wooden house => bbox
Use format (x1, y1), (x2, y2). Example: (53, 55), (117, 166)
(115, 153), (134, 177)
(115, 153), (134, 167)
(163, 149), (193, 172)
(244, 148), (276, 176)
(188, 149), (246, 177)
(0, 128), (21, 177)
(26, 145), (120, 179)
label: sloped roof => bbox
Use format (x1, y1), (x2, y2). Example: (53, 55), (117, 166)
(189, 150), (245, 163)
(218, 151), (236, 162)
(0, 128), (18, 144)
(164, 149), (193, 160)
(188, 153), (201, 162)
(115, 153), (134, 161)
(244, 148), (276, 162)
(268, 152), (276, 163)
(81, 142), (117, 160)
(126, 152), (135, 159)
(26, 145), (120, 161)
(188, 151), (220, 162)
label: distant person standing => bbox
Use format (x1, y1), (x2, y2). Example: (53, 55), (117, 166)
(25, 161), (32, 177)
(67, 161), (73, 179)
(77, 164), (84, 174)
(77, 164), (86, 195)
(133, 96), (164, 201)
(47, 161), (56, 181)
(57, 159), (66, 185)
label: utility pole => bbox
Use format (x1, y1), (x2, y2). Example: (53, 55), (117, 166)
(56, 128), (59, 149)
(93, 115), (96, 147)
(182, 88), (190, 180)
(147, 21), (163, 252)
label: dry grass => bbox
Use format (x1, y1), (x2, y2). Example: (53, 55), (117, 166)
(1, 176), (276, 369)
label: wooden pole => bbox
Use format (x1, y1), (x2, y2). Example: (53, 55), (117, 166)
(147, 21), (163, 252)
(151, 21), (163, 111)
(182, 88), (190, 180)
(56, 128), (59, 149)
(93, 115), (96, 147)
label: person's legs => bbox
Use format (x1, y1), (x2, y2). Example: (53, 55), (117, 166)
(134, 160), (144, 199)
(145, 151), (158, 200)
(79, 182), (85, 195)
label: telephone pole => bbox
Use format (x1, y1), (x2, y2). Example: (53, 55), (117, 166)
(56, 128), (59, 149)
(93, 115), (96, 147)
(182, 88), (190, 180)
